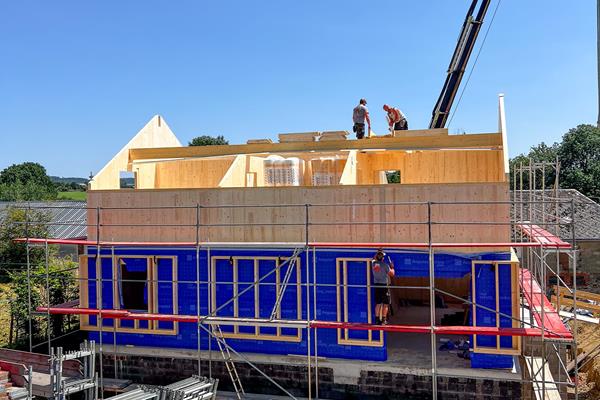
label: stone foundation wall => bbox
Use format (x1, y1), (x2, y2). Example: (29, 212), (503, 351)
(102, 354), (522, 400)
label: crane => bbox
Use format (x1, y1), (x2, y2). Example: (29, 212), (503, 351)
(429, 0), (492, 129)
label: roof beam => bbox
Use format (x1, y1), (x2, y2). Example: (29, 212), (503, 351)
(128, 132), (503, 163)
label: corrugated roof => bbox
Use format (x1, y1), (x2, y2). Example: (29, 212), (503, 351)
(0, 201), (87, 239)
(512, 189), (600, 241)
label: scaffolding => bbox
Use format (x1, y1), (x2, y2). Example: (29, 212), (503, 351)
(7, 176), (584, 400)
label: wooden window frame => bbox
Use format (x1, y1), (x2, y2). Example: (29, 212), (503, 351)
(79, 255), (178, 335)
(471, 259), (520, 355)
(210, 256), (302, 342)
(336, 258), (384, 347)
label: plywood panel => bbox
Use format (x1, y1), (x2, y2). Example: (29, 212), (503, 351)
(87, 182), (510, 248)
(339, 151), (357, 185)
(90, 116), (182, 190)
(133, 163), (157, 189)
(154, 157), (235, 188)
(219, 155), (246, 188)
(356, 150), (504, 185)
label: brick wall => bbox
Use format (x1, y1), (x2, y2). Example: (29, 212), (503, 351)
(102, 354), (522, 400)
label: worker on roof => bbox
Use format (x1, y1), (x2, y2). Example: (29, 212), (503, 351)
(352, 98), (371, 139)
(383, 104), (408, 132)
(372, 249), (395, 325)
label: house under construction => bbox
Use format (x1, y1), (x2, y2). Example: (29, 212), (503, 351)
(17, 94), (584, 400)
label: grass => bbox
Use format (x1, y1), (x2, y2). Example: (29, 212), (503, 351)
(0, 283), (11, 347)
(58, 191), (87, 201)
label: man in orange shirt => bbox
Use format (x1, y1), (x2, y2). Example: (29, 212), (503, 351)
(383, 104), (408, 132)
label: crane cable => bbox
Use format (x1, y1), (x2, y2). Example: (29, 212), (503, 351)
(448, 0), (503, 127)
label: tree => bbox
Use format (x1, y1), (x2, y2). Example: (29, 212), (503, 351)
(188, 135), (229, 146)
(558, 124), (600, 199)
(0, 206), (78, 348)
(0, 162), (58, 201)
(509, 142), (559, 189)
(509, 124), (600, 199)
(2, 258), (78, 348)
(0, 207), (51, 281)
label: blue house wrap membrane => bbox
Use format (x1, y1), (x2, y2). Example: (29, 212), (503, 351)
(86, 247), (513, 366)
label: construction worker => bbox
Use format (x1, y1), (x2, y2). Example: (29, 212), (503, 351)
(383, 104), (408, 132)
(352, 98), (371, 139)
(372, 249), (395, 325)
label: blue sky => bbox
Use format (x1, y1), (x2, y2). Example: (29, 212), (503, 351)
(0, 1), (596, 177)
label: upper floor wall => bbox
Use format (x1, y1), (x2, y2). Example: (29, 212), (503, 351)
(90, 95), (510, 190)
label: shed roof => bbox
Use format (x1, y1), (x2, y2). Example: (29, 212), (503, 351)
(0, 201), (87, 240)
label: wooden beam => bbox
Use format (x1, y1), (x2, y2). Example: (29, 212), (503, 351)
(551, 295), (600, 313)
(128, 133), (503, 163)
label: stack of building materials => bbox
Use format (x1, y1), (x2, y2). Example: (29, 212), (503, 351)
(106, 376), (218, 400)
(0, 368), (27, 400)
(278, 132), (320, 142)
(319, 131), (348, 141)
(0, 369), (7, 400)
(263, 156), (304, 186)
(311, 157), (345, 186)
(246, 139), (273, 144)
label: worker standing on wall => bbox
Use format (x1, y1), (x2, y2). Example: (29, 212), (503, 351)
(372, 249), (395, 325)
(383, 104), (408, 132)
(352, 98), (371, 139)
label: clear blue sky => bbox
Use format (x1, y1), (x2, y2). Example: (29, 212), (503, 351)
(0, 1), (596, 177)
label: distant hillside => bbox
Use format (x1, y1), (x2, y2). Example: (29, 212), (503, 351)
(50, 176), (88, 185)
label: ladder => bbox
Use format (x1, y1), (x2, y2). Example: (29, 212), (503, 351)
(211, 325), (244, 399)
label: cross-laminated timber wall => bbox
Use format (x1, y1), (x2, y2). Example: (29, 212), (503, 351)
(87, 182), (510, 247)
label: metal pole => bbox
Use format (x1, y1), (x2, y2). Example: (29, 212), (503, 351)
(312, 246), (319, 400)
(95, 206), (104, 400)
(195, 204), (202, 375)
(111, 245), (117, 379)
(46, 240), (51, 352)
(207, 245), (212, 379)
(540, 245), (546, 398)
(427, 202), (437, 400)
(25, 205), (33, 352)
(305, 204), (312, 400)
(571, 198), (579, 400)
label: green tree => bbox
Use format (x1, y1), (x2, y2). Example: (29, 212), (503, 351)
(188, 135), (229, 146)
(509, 142), (559, 189)
(0, 162), (58, 201)
(558, 124), (600, 198)
(0, 207), (51, 281)
(2, 258), (78, 348)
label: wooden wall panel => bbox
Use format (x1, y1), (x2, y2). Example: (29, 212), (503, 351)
(153, 157), (235, 189)
(87, 182), (510, 249)
(90, 116), (182, 190)
(356, 150), (504, 185)
(219, 155), (246, 187)
(133, 163), (157, 189)
(339, 151), (357, 185)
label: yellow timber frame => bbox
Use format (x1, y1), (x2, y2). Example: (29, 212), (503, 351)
(471, 259), (521, 355)
(336, 258), (384, 347)
(80, 255), (179, 335)
(210, 255), (302, 342)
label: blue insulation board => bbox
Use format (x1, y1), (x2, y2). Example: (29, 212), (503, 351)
(86, 248), (512, 365)
(468, 253), (515, 369)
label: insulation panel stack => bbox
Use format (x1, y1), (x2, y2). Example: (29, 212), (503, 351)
(319, 131), (348, 141)
(311, 157), (345, 186)
(278, 132), (320, 143)
(263, 156), (304, 187)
